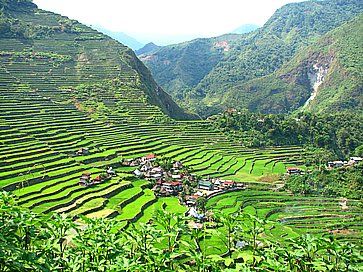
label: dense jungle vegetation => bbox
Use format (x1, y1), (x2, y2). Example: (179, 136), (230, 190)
(212, 111), (363, 158)
(285, 163), (363, 199)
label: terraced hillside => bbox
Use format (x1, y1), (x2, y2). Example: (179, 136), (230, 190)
(0, 79), (308, 222)
(0, 0), (189, 119)
(2, 1), (361, 243)
(0, 3), (307, 221)
(207, 188), (363, 248)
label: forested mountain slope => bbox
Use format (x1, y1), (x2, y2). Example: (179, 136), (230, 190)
(224, 14), (363, 113)
(139, 34), (241, 101)
(141, 0), (363, 116)
(0, 0), (191, 119)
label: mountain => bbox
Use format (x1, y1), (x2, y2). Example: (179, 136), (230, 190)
(232, 24), (259, 34)
(224, 14), (363, 114)
(139, 34), (241, 104)
(93, 26), (144, 50)
(136, 42), (161, 56)
(0, 0), (190, 119)
(141, 0), (363, 116)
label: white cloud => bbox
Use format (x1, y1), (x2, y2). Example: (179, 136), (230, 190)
(33, 0), (303, 44)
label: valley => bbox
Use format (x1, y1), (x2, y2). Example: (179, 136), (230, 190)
(0, 0), (362, 271)
(141, 0), (363, 116)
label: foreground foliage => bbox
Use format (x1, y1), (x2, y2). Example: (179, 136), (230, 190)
(1, 192), (362, 271)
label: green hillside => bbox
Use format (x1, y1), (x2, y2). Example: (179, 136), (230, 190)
(139, 34), (242, 103)
(225, 14), (362, 114)
(0, 0), (309, 219)
(0, 0), (191, 120)
(141, 0), (363, 116)
(0, 1), (362, 270)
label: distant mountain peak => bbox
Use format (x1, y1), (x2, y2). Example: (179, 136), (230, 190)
(92, 26), (144, 50)
(232, 24), (259, 34)
(140, 0), (363, 117)
(136, 42), (161, 56)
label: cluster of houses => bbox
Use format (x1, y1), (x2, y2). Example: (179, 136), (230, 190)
(124, 153), (188, 180)
(79, 167), (116, 187)
(327, 157), (362, 169)
(285, 157), (363, 176)
(197, 178), (238, 191)
(185, 179), (241, 206)
(124, 153), (196, 196)
(125, 154), (244, 207)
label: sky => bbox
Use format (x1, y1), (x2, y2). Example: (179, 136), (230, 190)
(33, 0), (303, 45)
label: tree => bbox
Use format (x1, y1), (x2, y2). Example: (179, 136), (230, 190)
(213, 211), (243, 258)
(196, 196), (207, 213)
(354, 145), (363, 157)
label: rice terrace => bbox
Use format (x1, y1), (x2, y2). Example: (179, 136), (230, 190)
(0, 0), (362, 271)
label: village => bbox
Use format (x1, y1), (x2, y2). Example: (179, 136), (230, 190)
(285, 156), (363, 176)
(327, 156), (362, 169)
(76, 149), (363, 224)
(122, 153), (245, 207)
(76, 145), (363, 196)
(76, 150), (244, 209)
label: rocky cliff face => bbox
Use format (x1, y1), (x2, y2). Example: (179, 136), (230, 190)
(139, 0), (363, 117)
(225, 14), (363, 115)
(304, 61), (331, 108)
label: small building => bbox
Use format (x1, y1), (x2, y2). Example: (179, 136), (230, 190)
(327, 161), (344, 168)
(151, 166), (163, 174)
(143, 153), (156, 162)
(286, 167), (302, 175)
(349, 157), (363, 164)
(92, 175), (103, 184)
(221, 180), (237, 190)
(188, 221), (203, 229)
(198, 180), (214, 191)
(173, 161), (183, 169)
(76, 147), (89, 156)
(79, 173), (91, 186)
(133, 169), (143, 177)
(171, 174), (182, 179)
(186, 194), (200, 206)
(225, 108), (237, 114)
(188, 207), (205, 220)
(194, 191), (204, 197)
(162, 181), (183, 194)
(150, 173), (162, 179)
